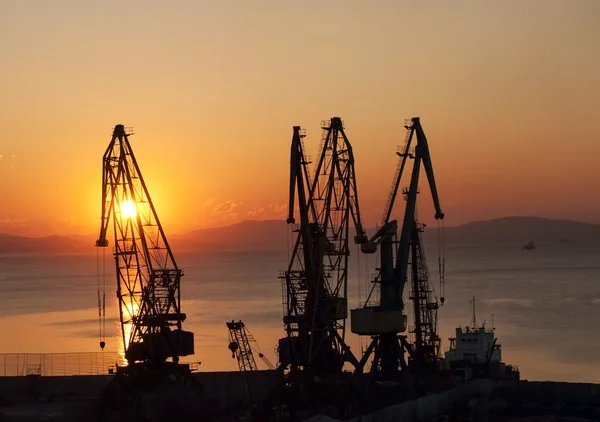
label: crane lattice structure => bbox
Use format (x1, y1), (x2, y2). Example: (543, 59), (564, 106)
(408, 217), (441, 363)
(227, 320), (274, 372)
(278, 117), (370, 375)
(95, 124), (194, 368)
(352, 117), (444, 379)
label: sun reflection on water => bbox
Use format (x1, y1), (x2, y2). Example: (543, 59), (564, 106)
(117, 301), (140, 366)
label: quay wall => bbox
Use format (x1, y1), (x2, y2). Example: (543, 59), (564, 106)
(304, 380), (600, 422)
(0, 369), (278, 420)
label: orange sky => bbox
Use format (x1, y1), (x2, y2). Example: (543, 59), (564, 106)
(1, 1), (599, 237)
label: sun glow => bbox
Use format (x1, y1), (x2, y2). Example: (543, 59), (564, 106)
(121, 200), (137, 219)
(119, 299), (140, 365)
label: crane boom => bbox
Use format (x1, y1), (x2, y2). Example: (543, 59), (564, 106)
(380, 127), (414, 226)
(95, 124), (194, 365)
(227, 320), (259, 372)
(227, 320), (274, 371)
(393, 118), (444, 301)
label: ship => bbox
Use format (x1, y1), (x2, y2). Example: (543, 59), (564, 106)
(443, 297), (520, 383)
(523, 240), (536, 250)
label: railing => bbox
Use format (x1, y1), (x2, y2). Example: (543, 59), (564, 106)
(0, 352), (121, 377)
(356, 300), (379, 308)
(186, 362), (201, 372)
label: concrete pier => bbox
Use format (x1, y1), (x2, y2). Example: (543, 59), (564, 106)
(303, 379), (600, 422)
(1, 374), (600, 421)
(0, 370), (278, 421)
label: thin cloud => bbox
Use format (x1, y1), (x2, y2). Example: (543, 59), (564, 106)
(213, 200), (241, 215)
(0, 217), (27, 225)
(247, 207), (265, 217)
(268, 203), (287, 215)
(246, 204), (287, 219)
(203, 198), (215, 206)
(0, 217), (29, 235)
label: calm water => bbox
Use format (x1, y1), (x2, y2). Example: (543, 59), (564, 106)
(0, 241), (599, 382)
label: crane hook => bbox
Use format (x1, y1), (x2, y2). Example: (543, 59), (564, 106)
(100, 341), (106, 350)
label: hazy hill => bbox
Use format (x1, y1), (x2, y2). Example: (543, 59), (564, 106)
(171, 220), (288, 252)
(174, 216), (600, 251)
(424, 216), (600, 245)
(0, 233), (90, 254)
(0, 217), (598, 254)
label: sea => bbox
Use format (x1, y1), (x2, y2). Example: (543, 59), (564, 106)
(0, 240), (599, 383)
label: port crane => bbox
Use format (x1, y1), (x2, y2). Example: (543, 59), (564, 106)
(278, 117), (369, 376)
(267, 118), (373, 420)
(95, 124), (195, 371)
(351, 117), (444, 381)
(227, 320), (274, 371)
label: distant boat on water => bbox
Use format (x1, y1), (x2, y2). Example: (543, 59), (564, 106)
(523, 240), (536, 250)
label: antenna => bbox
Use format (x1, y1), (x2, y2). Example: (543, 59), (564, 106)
(491, 313), (495, 331)
(470, 296), (477, 328)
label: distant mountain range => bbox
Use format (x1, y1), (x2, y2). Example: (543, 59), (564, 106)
(429, 216), (600, 245)
(0, 217), (598, 254)
(0, 233), (90, 254)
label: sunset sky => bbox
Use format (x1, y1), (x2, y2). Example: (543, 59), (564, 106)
(1, 1), (599, 237)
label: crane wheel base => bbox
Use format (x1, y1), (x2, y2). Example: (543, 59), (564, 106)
(98, 362), (205, 422)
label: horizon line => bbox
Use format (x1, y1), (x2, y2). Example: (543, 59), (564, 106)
(1, 215), (598, 240)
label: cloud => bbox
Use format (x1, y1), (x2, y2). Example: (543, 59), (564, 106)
(0, 154), (16, 163)
(247, 207), (265, 217)
(245, 204), (287, 219)
(487, 298), (534, 307)
(0, 217), (27, 226)
(51, 216), (77, 226)
(48, 215), (90, 235)
(268, 203), (286, 214)
(0, 217), (29, 235)
(213, 200), (241, 215)
(203, 198), (215, 206)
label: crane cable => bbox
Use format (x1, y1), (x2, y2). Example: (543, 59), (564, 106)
(96, 247), (106, 350)
(356, 244), (364, 354)
(102, 247), (106, 346)
(356, 244), (361, 306)
(437, 219), (446, 305)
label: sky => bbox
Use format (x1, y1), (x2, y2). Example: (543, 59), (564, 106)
(0, 0), (599, 237)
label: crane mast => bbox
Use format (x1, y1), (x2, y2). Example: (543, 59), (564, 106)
(352, 117), (444, 379)
(227, 321), (259, 372)
(227, 320), (274, 371)
(278, 117), (369, 375)
(95, 124), (194, 367)
(408, 215), (441, 363)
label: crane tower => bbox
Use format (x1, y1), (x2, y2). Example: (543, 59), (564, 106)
(408, 218), (442, 364)
(352, 117), (444, 380)
(227, 320), (274, 372)
(95, 124), (194, 368)
(278, 117), (370, 375)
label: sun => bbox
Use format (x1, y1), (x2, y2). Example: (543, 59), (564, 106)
(121, 200), (137, 219)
